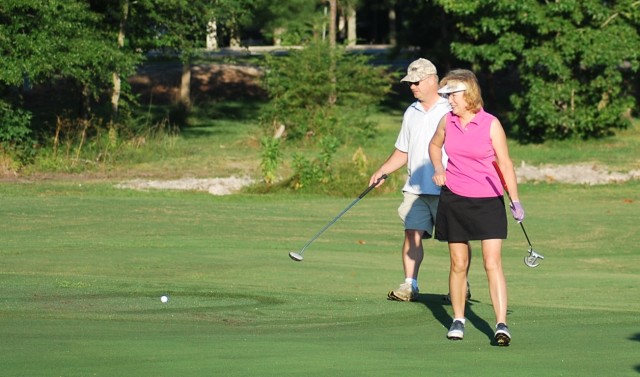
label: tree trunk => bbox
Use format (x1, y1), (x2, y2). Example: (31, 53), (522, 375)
(347, 6), (356, 46)
(81, 84), (92, 120)
(273, 27), (285, 46)
(229, 26), (241, 48)
(111, 0), (129, 121)
(388, 7), (397, 45)
(206, 19), (218, 50)
(328, 0), (337, 49)
(179, 60), (191, 109)
(111, 71), (121, 120)
(328, 0), (337, 104)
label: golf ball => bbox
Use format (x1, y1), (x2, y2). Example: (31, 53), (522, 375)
(160, 295), (169, 303)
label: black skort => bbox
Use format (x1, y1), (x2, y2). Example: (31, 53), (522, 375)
(435, 185), (507, 242)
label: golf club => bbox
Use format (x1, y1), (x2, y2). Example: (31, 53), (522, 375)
(288, 174), (388, 262)
(492, 161), (545, 268)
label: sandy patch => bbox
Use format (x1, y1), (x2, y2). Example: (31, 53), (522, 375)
(115, 177), (254, 195)
(516, 163), (640, 185)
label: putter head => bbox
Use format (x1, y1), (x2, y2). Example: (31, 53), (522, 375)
(524, 248), (544, 268)
(289, 252), (304, 262)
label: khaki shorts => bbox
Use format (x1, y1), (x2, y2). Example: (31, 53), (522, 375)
(398, 192), (440, 238)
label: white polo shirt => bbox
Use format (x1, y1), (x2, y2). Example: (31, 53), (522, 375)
(395, 97), (450, 195)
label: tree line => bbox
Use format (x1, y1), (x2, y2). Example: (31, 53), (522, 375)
(1, 0), (639, 169)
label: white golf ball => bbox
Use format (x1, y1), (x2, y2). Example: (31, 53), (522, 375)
(160, 295), (169, 303)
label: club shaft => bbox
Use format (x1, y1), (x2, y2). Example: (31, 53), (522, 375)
(518, 222), (533, 248)
(492, 161), (533, 248)
(297, 174), (387, 255)
(298, 196), (364, 254)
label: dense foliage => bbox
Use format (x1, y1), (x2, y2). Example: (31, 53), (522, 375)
(436, 0), (640, 141)
(0, 0), (136, 89)
(0, 100), (33, 164)
(1, 0), (639, 174)
(249, 0), (324, 45)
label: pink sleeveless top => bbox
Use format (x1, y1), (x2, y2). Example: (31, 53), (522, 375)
(444, 109), (503, 198)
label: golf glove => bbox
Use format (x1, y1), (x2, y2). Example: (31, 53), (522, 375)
(510, 201), (525, 222)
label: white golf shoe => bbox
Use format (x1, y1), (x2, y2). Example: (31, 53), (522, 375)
(387, 282), (418, 301)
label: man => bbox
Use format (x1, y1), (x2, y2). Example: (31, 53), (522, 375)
(369, 58), (471, 302)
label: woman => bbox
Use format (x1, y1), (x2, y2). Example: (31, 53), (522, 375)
(428, 69), (524, 346)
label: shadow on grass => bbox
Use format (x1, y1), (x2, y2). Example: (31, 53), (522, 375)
(414, 293), (502, 346)
(179, 99), (266, 139)
(631, 333), (640, 373)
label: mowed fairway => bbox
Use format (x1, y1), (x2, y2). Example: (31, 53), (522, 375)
(1, 181), (639, 376)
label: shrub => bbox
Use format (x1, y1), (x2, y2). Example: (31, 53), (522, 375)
(260, 136), (282, 185)
(0, 100), (35, 166)
(259, 41), (392, 144)
(290, 135), (340, 190)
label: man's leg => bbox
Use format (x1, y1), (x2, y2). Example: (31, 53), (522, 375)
(388, 193), (427, 301)
(403, 229), (424, 281)
(387, 229), (424, 301)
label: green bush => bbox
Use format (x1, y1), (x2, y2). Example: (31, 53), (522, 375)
(437, 0), (640, 142)
(0, 100), (35, 164)
(259, 41), (392, 144)
(260, 136), (282, 185)
(0, 101), (32, 144)
(290, 135), (340, 190)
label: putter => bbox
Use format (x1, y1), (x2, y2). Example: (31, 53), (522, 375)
(492, 161), (545, 268)
(288, 174), (388, 262)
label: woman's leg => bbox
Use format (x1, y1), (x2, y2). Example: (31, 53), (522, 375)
(449, 242), (471, 319)
(481, 239), (507, 324)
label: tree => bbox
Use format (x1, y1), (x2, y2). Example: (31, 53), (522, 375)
(125, 0), (210, 110)
(111, 0), (131, 120)
(126, 0), (255, 110)
(87, 0), (142, 122)
(0, 0), (139, 128)
(435, 0), (640, 141)
(214, 0), (255, 48)
(260, 41), (392, 143)
(249, 0), (324, 46)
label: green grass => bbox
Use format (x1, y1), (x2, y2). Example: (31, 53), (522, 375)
(1, 179), (639, 376)
(4, 102), (640, 375)
(507, 121), (640, 171)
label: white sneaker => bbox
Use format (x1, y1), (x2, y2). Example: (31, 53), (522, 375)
(447, 320), (465, 340)
(387, 282), (418, 301)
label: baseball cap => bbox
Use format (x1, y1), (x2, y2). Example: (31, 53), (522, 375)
(437, 81), (467, 94)
(401, 58), (437, 82)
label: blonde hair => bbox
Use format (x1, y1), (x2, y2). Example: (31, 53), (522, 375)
(440, 69), (483, 113)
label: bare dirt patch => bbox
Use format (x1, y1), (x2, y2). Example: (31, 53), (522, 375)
(128, 62), (265, 104)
